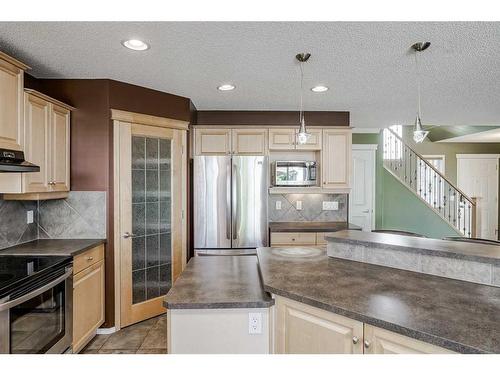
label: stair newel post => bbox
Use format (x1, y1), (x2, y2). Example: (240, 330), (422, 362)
(471, 197), (477, 238)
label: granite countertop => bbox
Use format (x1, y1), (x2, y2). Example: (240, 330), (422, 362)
(164, 255), (274, 309)
(0, 239), (106, 257)
(326, 230), (500, 264)
(269, 222), (362, 233)
(257, 247), (500, 354)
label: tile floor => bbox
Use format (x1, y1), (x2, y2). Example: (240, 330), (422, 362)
(80, 314), (167, 354)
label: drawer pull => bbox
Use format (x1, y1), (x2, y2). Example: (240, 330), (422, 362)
(87, 256), (94, 261)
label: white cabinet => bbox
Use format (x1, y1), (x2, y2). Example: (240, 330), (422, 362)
(274, 296), (455, 354)
(0, 51), (28, 151)
(268, 128), (296, 150)
(275, 296), (363, 354)
(0, 90), (73, 199)
(295, 128), (322, 150)
(364, 324), (453, 354)
(194, 128), (268, 155)
(322, 129), (352, 189)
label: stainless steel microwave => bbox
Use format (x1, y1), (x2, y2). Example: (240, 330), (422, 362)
(272, 161), (317, 186)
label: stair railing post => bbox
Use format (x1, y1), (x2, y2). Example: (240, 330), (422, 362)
(471, 197), (477, 238)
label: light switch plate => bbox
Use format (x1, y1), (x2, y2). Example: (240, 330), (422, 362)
(248, 312), (262, 334)
(322, 201), (339, 210)
(296, 200), (302, 210)
(26, 210), (34, 224)
(275, 200), (282, 210)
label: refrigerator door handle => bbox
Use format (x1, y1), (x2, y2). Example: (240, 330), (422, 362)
(226, 162), (231, 240)
(232, 162), (238, 240)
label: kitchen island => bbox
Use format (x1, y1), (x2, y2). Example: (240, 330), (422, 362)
(165, 235), (500, 354)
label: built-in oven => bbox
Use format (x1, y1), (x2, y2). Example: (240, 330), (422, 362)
(272, 161), (317, 186)
(0, 259), (73, 354)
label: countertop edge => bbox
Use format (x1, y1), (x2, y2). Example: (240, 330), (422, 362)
(163, 299), (275, 310)
(325, 236), (500, 265)
(0, 239), (107, 257)
(66, 239), (107, 256)
(262, 285), (486, 354)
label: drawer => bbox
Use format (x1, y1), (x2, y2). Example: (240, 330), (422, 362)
(73, 244), (104, 275)
(271, 232), (317, 246)
(315, 232), (336, 245)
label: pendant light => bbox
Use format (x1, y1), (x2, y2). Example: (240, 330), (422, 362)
(296, 53), (311, 144)
(411, 42), (431, 143)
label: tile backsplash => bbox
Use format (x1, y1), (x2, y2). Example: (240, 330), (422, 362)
(0, 191), (106, 250)
(269, 193), (348, 222)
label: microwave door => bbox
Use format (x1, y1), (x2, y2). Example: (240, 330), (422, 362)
(232, 156), (268, 248)
(193, 156), (232, 249)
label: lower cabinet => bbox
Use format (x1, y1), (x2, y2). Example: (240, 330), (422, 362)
(72, 245), (105, 353)
(274, 296), (454, 354)
(270, 232), (335, 246)
(275, 296), (363, 354)
(363, 324), (453, 354)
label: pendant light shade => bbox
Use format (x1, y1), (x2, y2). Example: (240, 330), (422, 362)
(411, 42), (431, 143)
(413, 114), (429, 143)
(296, 53), (311, 144)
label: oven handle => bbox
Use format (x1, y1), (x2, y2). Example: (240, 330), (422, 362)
(0, 267), (73, 312)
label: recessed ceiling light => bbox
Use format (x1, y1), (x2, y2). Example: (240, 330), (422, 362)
(217, 84), (235, 91)
(311, 85), (329, 93)
(122, 39), (150, 51)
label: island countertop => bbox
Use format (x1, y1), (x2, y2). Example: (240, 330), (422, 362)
(0, 239), (106, 257)
(325, 230), (500, 264)
(164, 255), (274, 309)
(269, 221), (362, 233)
(257, 247), (500, 354)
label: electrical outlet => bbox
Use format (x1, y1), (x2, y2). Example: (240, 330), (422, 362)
(322, 201), (339, 210)
(26, 210), (34, 224)
(275, 200), (282, 210)
(248, 312), (262, 334)
(296, 200), (302, 210)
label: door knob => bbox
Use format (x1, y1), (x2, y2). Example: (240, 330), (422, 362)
(362, 209), (370, 213)
(123, 232), (136, 238)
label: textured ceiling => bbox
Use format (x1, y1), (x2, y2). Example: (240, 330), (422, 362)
(0, 22), (499, 128)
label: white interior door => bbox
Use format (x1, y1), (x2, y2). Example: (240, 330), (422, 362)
(350, 146), (376, 231)
(457, 155), (499, 240)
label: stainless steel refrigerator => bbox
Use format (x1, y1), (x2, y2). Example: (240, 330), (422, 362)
(193, 155), (268, 255)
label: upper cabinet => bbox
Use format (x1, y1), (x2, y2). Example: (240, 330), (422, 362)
(194, 128), (267, 156)
(0, 88), (73, 199)
(268, 128), (296, 150)
(195, 128), (231, 155)
(268, 128), (322, 150)
(322, 128), (352, 189)
(0, 51), (29, 151)
(231, 128), (267, 155)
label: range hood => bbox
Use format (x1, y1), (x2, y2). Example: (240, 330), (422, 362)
(0, 148), (40, 173)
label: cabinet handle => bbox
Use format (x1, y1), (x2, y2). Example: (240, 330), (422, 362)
(86, 256), (93, 261)
(352, 336), (359, 345)
(364, 340), (371, 349)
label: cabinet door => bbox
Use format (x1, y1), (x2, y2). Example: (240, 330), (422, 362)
(275, 296), (363, 354)
(194, 128), (231, 155)
(295, 128), (322, 150)
(322, 129), (352, 189)
(364, 325), (453, 354)
(50, 104), (70, 191)
(231, 128), (267, 155)
(73, 259), (105, 353)
(0, 59), (24, 151)
(270, 232), (317, 246)
(23, 93), (50, 193)
(268, 128), (296, 150)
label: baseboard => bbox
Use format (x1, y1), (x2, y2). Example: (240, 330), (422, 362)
(96, 326), (117, 335)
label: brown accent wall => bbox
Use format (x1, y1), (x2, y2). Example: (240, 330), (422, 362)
(24, 76), (192, 328)
(196, 110), (349, 126)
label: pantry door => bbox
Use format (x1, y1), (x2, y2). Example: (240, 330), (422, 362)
(115, 120), (186, 328)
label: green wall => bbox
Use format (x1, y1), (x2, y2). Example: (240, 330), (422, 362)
(353, 131), (466, 238)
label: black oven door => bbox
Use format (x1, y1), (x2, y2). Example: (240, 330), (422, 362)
(0, 266), (73, 354)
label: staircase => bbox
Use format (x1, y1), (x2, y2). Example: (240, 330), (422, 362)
(382, 127), (476, 237)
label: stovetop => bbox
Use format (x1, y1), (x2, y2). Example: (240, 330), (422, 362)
(0, 255), (72, 299)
